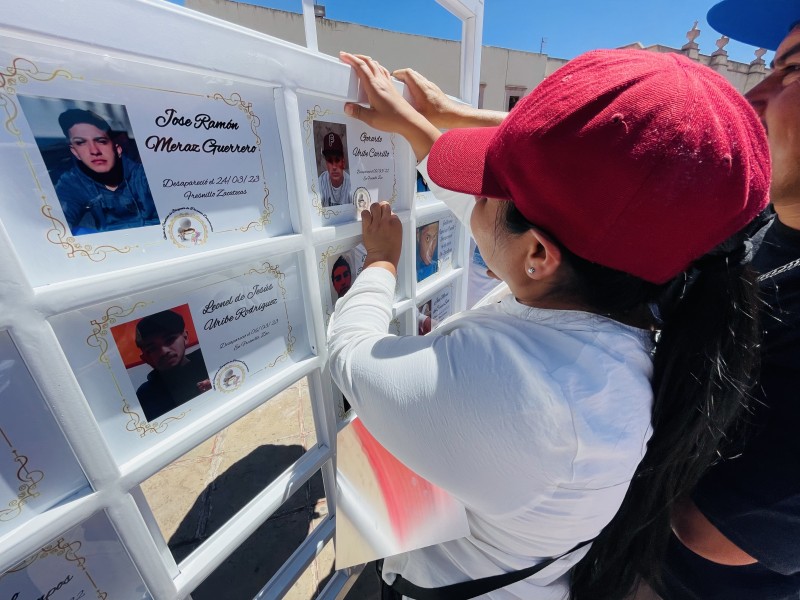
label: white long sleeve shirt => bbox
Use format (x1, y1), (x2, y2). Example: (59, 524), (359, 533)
(326, 159), (655, 599)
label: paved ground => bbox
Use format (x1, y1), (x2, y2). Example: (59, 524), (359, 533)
(140, 377), (380, 599)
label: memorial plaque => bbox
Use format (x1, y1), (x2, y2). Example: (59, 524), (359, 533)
(0, 510), (150, 599)
(49, 253), (310, 461)
(298, 95), (403, 226)
(318, 241), (405, 327)
(0, 40), (291, 286)
(417, 284), (455, 336)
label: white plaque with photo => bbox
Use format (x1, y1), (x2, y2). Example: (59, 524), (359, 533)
(417, 284), (455, 336)
(318, 242), (405, 327)
(416, 216), (460, 285)
(0, 510), (150, 599)
(298, 95), (407, 226)
(0, 40), (291, 287)
(48, 254), (309, 462)
(0, 332), (88, 535)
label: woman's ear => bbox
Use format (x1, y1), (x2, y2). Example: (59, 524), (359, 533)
(526, 228), (562, 279)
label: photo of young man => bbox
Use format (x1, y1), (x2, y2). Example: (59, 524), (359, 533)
(331, 254), (353, 299)
(416, 221), (440, 282)
(18, 96), (159, 236)
(313, 121), (352, 207)
(111, 306), (211, 422)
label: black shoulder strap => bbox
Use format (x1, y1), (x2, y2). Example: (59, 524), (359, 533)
(389, 539), (592, 600)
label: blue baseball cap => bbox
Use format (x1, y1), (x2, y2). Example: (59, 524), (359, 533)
(708, 0), (800, 51)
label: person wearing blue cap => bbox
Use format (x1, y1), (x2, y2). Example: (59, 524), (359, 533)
(658, 2), (800, 599)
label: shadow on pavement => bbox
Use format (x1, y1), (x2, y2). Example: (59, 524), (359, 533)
(169, 443), (326, 599)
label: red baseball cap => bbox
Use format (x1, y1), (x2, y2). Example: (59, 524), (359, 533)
(427, 49), (770, 284)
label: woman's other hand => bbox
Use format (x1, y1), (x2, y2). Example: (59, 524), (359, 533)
(362, 201), (402, 276)
(391, 68), (463, 129)
(340, 52), (440, 161)
(393, 67), (507, 129)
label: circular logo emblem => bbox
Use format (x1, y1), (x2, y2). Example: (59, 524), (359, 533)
(353, 186), (371, 211)
(213, 360), (248, 393)
(166, 210), (210, 248)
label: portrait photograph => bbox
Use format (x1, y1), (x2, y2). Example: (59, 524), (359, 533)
(110, 304), (211, 422)
(17, 95), (160, 237)
(328, 251), (355, 305)
(313, 120), (352, 207)
(416, 220), (440, 283)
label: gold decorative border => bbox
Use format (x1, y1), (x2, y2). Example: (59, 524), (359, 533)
(243, 261), (297, 370)
(86, 303), (189, 437)
(302, 105), (331, 145)
(318, 245), (344, 273)
(0, 57), (136, 262)
(0, 58), (74, 100)
(2, 56), (282, 266)
(2, 537), (108, 599)
(209, 92), (275, 232)
(0, 428), (44, 522)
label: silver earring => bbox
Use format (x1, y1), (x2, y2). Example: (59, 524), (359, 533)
(527, 267), (535, 274)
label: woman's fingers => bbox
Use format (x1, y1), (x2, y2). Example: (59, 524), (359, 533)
(341, 52), (441, 158)
(361, 201), (402, 270)
(344, 102), (376, 126)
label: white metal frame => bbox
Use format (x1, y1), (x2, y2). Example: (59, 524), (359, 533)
(0, 1), (484, 598)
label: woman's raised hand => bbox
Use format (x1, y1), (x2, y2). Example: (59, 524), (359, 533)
(394, 67), (507, 130)
(340, 52), (440, 161)
(391, 68), (464, 130)
(361, 201), (403, 276)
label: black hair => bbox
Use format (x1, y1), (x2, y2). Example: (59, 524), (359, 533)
(502, 202), (761, 599)
(331, 255), (351, 281)
(135, 310), (186, 347)
(58, 109), (112, 138)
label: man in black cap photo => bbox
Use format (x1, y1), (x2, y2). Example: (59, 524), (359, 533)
(317, 128), (352, 207)
(55, 108), (159, 235)
(133, 309), (211, 421)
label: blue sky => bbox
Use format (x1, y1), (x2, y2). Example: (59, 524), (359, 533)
(171, 0), (771, 65)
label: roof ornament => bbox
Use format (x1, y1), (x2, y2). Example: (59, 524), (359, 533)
(683, 21), (701, 51)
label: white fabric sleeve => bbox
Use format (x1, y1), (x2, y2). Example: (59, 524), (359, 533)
(417, 155), (474, 237)
(327, 267), (555, 511)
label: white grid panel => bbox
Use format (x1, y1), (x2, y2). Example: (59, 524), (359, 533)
(0, 1), (479, 598)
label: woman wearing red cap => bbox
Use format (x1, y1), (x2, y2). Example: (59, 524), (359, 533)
(329, 49), (770, 600)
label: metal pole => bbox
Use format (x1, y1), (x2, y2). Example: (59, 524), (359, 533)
(435, 0), (485, 107)
(302, 0), (319, 52)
